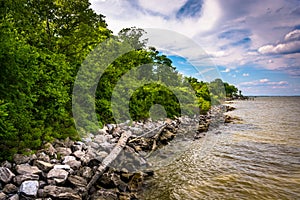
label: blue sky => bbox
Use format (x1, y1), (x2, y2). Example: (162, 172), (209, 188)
(90, 0), (300, 96)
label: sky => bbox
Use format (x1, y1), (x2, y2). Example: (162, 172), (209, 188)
(90, 0), (300, 96)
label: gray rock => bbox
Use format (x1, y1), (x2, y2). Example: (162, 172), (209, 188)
(44, 143), (57, 157)
(63, 137), (74, 148)
(53, 164), (71, 171)
(94, 135), (107, 144)
(47, 169), (68, 184)
(65, 160), (81, 170)
(73, 150), (85, 160)
(95, 151), (108, 161)
(19, 180), (39, 197)
(13, 174), (39, 185)
(2, 183), (18, 194)
(68, 175), (87, 187)
(56, 147), (72, 157)
(36, 152), (50, 162)
(86, 147), (97, 158)
(13, 154), (36, 165)
(0, 192), (6, 200)
(82, 137), (92, 143)
(86, 142), (100, 149)
(77, 166), (93, 179)
(62, 156), (76, 164)
(91, 189), (118, 200)
(72, 141), (87, 152)
(7, 194), (19, 200)
(15, 164), (42, 175)
(99, 142), (115, 152)
(34, 160), (53, 172)
(1, 161), (12, 169)
(38, 180), (47, 188)
(106, 124), (116, 134)
(0, 167), (15, 183)
(42, 185), (81, 200)
(129, 127), (143, 134)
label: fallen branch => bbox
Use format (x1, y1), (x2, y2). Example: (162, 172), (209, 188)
(145, 124), (167, 158)
(86, 130), (132, 191)
(128, 123), (167, 143)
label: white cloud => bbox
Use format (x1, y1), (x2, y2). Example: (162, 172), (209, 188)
(90, 0), (300, 94)
(137, 0), (187, 16)
(221, 68), (230, 73)
(258, 41), (300, 54)
(90, 0), (222, 37)
(242, 73), (249, 77)
(284, 29), (300, 42)
(259, 79), (269, 83)
(240, 79), (288, 86)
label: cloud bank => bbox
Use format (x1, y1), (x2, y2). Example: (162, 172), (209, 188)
(90, 0), (300, 95)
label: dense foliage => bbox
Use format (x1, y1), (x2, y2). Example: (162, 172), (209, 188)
(0, 0), (239, 161)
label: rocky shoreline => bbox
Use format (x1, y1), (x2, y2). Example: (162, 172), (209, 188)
(0, 105), (236, 200)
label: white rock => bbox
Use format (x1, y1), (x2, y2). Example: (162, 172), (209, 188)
(47, 169), (68, 184)
(53, 164), (71, 170)
(15, 165), (41, 175)
(0, 167), (15, 183)
(19, 180), (39, 197)
(62, 156), (76, 164)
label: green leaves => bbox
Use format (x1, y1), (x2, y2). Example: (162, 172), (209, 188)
(0, 1), (242, 162)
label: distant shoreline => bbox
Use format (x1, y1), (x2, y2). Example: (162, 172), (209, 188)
(245, 95), (300, 97)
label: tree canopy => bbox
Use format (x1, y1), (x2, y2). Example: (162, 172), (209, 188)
(0, 0), (241, 161)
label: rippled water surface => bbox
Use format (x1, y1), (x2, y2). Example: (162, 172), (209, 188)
(140, 97), (300, 200)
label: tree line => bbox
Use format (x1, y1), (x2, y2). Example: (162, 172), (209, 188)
(0, 0), (239, 161)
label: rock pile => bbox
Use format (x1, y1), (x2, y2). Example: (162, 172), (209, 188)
(0, 119), (181, 200)
(0, 105), (231, 199)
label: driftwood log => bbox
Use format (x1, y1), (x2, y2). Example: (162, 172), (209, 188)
(86, 131), (132, 191)
(145, 123), (168, 158)
(128, 123), (167, 143)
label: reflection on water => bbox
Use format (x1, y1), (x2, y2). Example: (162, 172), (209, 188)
(140, 97), (300, 200)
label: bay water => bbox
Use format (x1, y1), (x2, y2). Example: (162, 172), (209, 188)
(140, 97), (300, 200)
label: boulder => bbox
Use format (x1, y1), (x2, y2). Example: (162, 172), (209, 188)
(15, 164), (42, 175)
(42, 185), (81, 200)
(86, 141), (100, 150)
(13, 154), (36, 165)
(56, 147), (72, 157)
(128, 172), (144, 192)
(68, 175), (87, 187)
(95, 151), (108, 162)
(65, 160), (81, 170)
(19, 180), (39, 197)
(62, 156), (76, 164)
(73, 150), (85, 160)
(2, 183), (18, 194)
(13, 174), (39, 185)
(99, 142), (115, 152)
(34, 160), (53, 172)
(77, 166), (93, 179)
(226, 105), (236, 112)
(106, 124), (115, 134)
(94, 135), (107, 144)
(0, 192), (6, 200)
(72, 141), (87, 152)
(44, 143), (57, 157)
(38, 180), (47, 188)
(47, 169), (68, 184)
(7, 194), (19, 200)
(36, 152), (50, 162)
(0, 167), (15, 183)
(53, 164), (71, 171)
(1, 161), (12, 169)
(91, 189), (118, 200)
